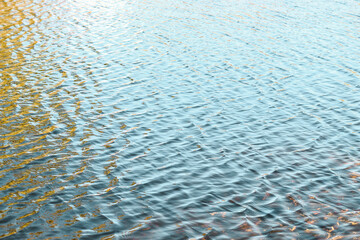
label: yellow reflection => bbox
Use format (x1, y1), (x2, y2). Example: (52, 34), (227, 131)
(0, 0), (79, 238)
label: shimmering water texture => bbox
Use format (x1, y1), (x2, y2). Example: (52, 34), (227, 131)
(1, 0), (360, 239)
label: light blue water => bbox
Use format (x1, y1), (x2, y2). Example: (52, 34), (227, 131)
(1, 0), (360, 239)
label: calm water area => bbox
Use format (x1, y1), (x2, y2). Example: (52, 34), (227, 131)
(1, 0), (360, 239)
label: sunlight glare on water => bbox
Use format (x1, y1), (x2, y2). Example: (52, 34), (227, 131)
(0, 0), (360, 239)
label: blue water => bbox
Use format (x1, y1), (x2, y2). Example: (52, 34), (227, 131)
(1, 0), (360, 239)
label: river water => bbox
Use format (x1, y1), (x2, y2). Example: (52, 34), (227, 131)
(1, 0), (360, 239)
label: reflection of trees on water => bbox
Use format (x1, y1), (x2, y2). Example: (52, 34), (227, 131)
(0, 0), (83, 238)
(1, 0), (133, 238)
(0, 0), (131, 238)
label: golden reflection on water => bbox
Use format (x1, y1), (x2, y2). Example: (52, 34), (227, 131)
(1, 0), (82, 238)
(0, 1), (149, 238)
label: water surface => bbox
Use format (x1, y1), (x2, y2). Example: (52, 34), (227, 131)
(1, 0), (360, 239)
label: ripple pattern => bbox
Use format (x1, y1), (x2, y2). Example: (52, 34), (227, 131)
(1, 0), (360, 239)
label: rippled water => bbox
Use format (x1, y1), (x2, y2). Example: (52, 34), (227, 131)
(1, 0), (360, 239)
